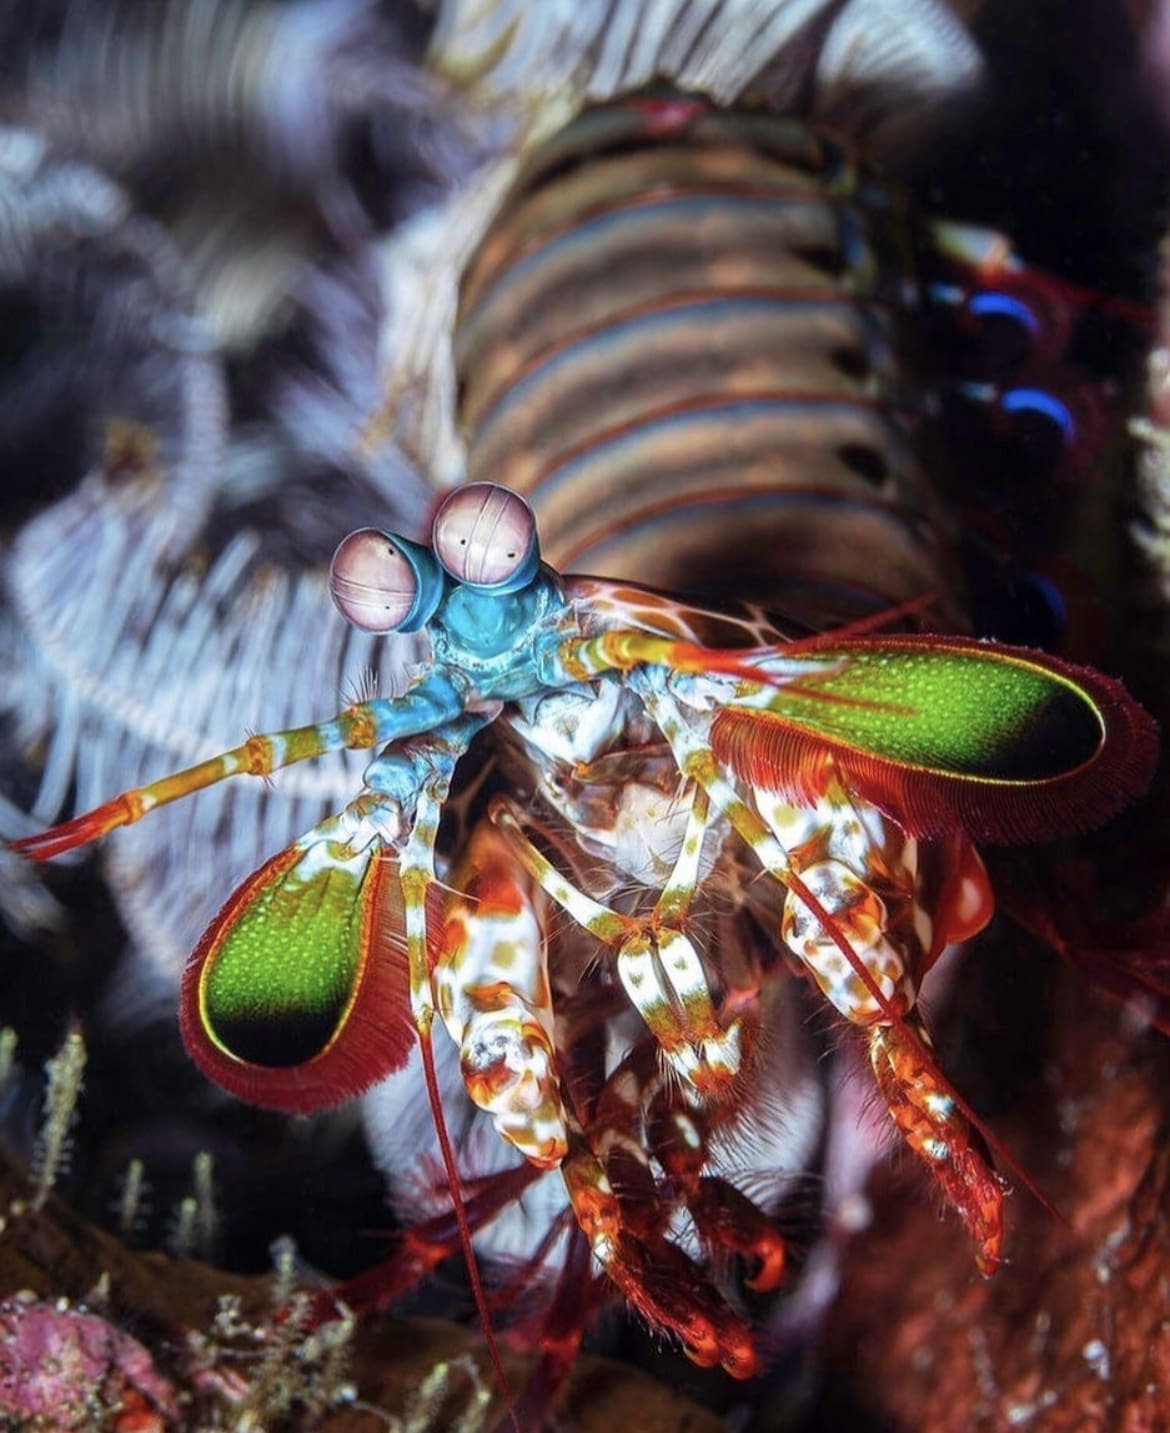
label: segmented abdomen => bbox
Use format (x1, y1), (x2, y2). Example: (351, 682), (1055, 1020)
(456, 92), (954, 622)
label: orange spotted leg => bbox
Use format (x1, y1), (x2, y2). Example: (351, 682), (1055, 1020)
(637, 673), (1007, 1272)
(490, 788), (743, 1095)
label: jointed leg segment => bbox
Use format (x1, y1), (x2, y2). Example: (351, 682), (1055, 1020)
(491, 789), (743, 1091)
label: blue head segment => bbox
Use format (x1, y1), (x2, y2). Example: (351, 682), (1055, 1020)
(329, 528), (446, 633)
(431, 483), (541, 595)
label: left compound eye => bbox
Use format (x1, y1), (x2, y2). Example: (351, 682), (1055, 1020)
(329, 528), (443, 633)
(432, 483), (539, 593)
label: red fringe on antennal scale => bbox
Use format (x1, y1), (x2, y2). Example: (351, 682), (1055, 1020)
(711, 645), (1158, 844)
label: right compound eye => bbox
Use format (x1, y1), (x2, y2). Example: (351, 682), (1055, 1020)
(431, 483), (539, 592)
(329, 529), (420, 633)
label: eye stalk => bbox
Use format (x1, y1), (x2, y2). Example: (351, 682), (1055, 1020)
(329, 528), (444, 633)
(432, 483), (540, 594)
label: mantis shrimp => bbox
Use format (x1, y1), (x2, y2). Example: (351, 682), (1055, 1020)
(11, 478), (1157, 1391)
(2, 18), (1162, 1420)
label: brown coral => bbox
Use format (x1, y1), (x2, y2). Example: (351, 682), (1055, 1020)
(820, 975), (1170, 1431)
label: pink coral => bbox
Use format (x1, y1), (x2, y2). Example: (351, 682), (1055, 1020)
(0, 1292), (180, 1431)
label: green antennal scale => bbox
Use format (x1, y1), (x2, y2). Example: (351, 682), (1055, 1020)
(711, 634), (1154, 842)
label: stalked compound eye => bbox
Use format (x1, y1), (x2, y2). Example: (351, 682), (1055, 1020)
(432, 482), (540, 594)
(329, 528), (444, 634)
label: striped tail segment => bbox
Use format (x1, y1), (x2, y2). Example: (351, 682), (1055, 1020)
(454, 89), (961, 626)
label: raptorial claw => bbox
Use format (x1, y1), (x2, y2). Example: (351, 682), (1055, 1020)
(869, 1017), (1005, 1275)
(600, 1231), (758, 1377)
(688, 1177), (787, 1292)
(561, 1144), (760, 1377)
